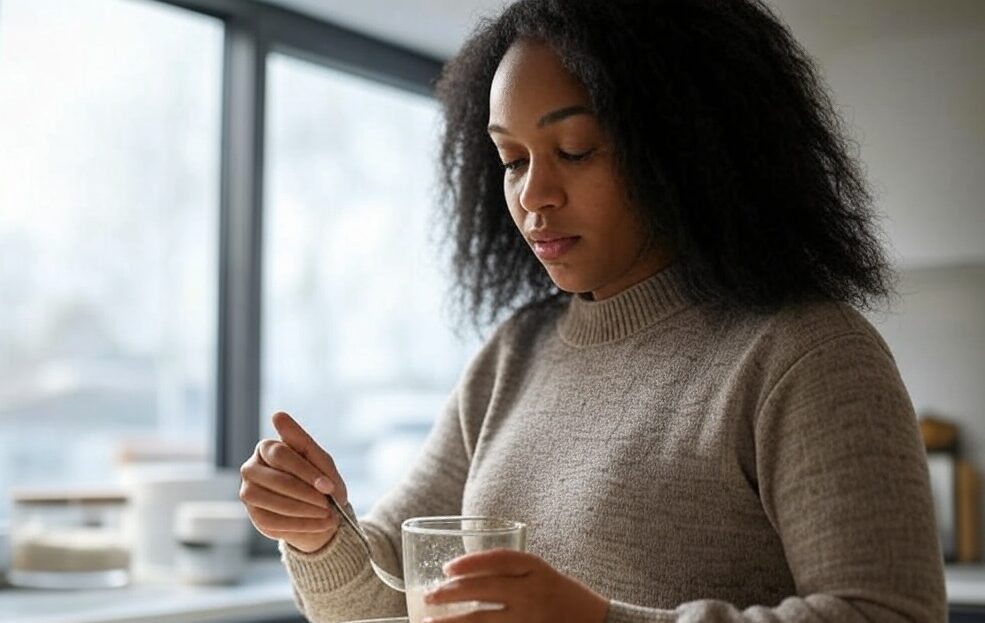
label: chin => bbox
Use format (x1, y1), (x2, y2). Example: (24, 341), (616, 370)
(543, 266), (595, 296)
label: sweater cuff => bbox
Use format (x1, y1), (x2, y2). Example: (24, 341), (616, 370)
(606, 600), (677, 623)
(279, 522), (369, 594)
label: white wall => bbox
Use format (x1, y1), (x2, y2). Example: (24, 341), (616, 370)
(772, 0), (985, 268)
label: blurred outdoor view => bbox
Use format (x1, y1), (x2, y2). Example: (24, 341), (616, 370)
(262, 53), (479, 515)
(0, 0), (476, 523)
(0, 0), (221, 523)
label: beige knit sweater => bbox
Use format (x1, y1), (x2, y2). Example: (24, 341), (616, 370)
(281, 265), (946, 622)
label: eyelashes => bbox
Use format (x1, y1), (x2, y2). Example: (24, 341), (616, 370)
(501, 148), (597, 172)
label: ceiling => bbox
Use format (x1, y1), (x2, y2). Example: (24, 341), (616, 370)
(259, 0), (509, 59)
(259, 0), (985, 61)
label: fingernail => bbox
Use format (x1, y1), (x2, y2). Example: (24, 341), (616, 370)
(441, 561), (453, 575)
(314, 477), (333, 493)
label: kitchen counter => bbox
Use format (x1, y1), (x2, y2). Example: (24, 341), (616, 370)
(0, 558), (297, 623)
(946, 564), (985, 606)
(0, 561), (982, 622)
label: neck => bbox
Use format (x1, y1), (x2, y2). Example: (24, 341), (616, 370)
(589, 246), (675, 301)
(561, 262), (693, 346)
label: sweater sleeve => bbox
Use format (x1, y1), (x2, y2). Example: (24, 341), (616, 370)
(279, 381), (475, 622)
(605, 332), (946, 623)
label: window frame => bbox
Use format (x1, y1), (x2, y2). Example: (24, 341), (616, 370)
(157, 0), (443, 472)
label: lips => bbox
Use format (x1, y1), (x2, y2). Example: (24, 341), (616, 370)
(531, 236), (580, 261)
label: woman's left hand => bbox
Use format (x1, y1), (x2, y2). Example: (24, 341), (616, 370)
(423, 549), (610, 623)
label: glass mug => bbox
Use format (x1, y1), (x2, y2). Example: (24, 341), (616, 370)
(402, 516), (526, 623)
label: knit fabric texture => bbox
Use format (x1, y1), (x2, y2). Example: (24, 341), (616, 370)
(280, 264), (946, 622)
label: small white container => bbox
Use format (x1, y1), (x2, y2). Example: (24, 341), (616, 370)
(174, 501), (251, 585)
(9, 490), (130, 589)
(123, 465), (240, 581)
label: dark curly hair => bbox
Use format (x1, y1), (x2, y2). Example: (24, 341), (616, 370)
(434, 0), (894, 329)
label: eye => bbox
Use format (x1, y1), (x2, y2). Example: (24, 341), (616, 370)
(559, 148), (596, 162)
(501, 158), (528, 172)
(500, 148), (597, 173)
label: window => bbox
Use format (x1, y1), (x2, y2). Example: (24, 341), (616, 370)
(262, 53), (479, 514)
(0, 0), (459, 525)
(0, 0), (223, 521)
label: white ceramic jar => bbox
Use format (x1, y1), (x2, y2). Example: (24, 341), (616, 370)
(174, 501), (251, 585)
(123, 465), (240, 581)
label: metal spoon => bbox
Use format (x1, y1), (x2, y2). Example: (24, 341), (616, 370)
(326, 494), (405, 592)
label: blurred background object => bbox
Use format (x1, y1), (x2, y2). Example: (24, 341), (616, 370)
(920, 413), (981, 563)
(174, 500), (252, 585)
(922, 414), (960, 453)
(0, 520), (9, 582)
(123, 465), (240, 581)
(8, 488), (129, 589)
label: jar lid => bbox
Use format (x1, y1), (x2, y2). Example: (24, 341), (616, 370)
(125, 467), (239, 504)
(174, 501), (251, 543)
(12, 488), (127, 506)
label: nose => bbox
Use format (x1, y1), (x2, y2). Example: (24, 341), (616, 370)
(518, 157), (566, 213)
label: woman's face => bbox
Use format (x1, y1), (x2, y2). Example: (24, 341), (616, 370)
(488, 39), (670, 300)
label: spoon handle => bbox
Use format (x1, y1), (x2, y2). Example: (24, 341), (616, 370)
(326, 495), (406, 592)
(326, 495), (368, 545)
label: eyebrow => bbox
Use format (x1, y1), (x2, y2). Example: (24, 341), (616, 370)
(487, 105), (594, 135)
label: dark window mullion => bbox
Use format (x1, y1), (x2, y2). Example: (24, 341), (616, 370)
(216, 17), (266, 471)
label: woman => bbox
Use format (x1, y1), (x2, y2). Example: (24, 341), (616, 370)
(239, 0), (946, 621)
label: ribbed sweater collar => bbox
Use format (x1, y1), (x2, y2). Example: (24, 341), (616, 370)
(558, 263), (693, 346)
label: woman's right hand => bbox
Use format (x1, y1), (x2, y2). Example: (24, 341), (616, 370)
(240, 411), (349, 553)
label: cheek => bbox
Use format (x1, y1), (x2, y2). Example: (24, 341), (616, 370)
(582, 186), (647, 255)
(504, 183), (525, 229)
(577, 178), (629, 227)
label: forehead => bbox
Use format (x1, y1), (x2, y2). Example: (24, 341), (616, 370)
(489, 39), (591, 120)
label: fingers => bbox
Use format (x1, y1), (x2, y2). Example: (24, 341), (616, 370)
(421, 609), (504, 623)
(239, 422), (346, 555)
(271, 411), (349, 504)
(256, 438), (326, 493)
(248, 505), (339, 534)
(442, 549), (540, 578)
(426, 574), (525, 607)
(240, 479), (331, 518)
(241, 457), (328, 509)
